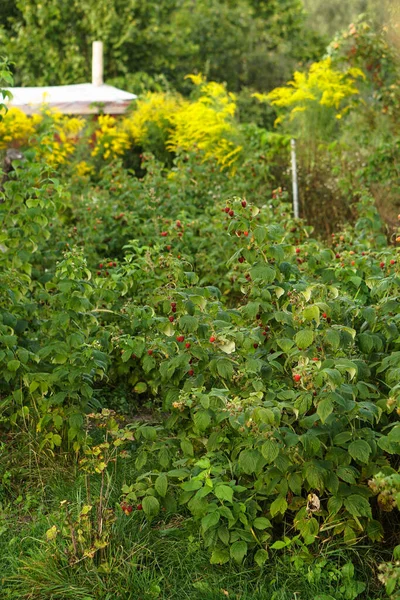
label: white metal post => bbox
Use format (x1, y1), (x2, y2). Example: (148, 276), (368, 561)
(92, 41), (104, 86)
(291, 138), (299, 219)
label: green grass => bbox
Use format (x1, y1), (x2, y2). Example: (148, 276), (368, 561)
(0, 453), (388, 600)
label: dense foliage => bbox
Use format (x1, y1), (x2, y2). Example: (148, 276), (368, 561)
(1, 84), (400, 599)
(1, 12), (400, 598)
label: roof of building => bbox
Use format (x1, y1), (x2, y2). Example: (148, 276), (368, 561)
(5, 83), (137, 115)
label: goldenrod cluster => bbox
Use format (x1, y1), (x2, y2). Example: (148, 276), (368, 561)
(0, 107), (84, 166)
(0, 78), (243, 171)
(0, 107), (40, 149)
(254, 58), (365, 124)
(168, 75), (242, 170)
(123, 92), (182, 144)
(91, 115), (130, 160)
(40, 109), (85, 167)
(75, 160), (95, 178)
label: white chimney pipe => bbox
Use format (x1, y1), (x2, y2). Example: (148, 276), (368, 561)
(92, 41), (104, 86)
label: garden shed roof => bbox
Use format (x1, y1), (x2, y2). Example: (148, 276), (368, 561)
(5, 83), (137, 115)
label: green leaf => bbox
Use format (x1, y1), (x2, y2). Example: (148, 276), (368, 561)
(218, 525), (230, 545)
(254, 548), (269, 566)
(181, 479), (203, 492)
(215, 485), (233, 503)
(317, 397), (333, 423)
(367, 519), (384, 542)
(180, 439), (194, 457)
(294, 329), (314, 349)
(325, 329), (340, 349)
(277, 338), (294, 353)
(250, 264), (275, 283)
(305, 464), (325, 491)
(7, 359), (20, 372)
(210, 548), (230, 565)
(336, 466), (357, 484)
(348, 440), (371, 464)
(142, 496), (160, 518)
(193, 410), (211, 431)
(270, 495), (288, 517)
(327, 496), (343, 515)
(344, 495), (372, 518)
(238, 449), (262, 475)
(216, 359), (234, 380)
(155, 474), (168, 498)
(288, 473), (302, 495)
(253, 517), (272, 530)
(201, 511), (220, 532)
(261, 439), (279, 463)
(303, 305), (320, 324)
(134, 382), (147, 393)
(230, 540), (248, 563)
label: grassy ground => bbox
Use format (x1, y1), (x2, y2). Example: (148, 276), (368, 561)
(0, 445), (388, 600)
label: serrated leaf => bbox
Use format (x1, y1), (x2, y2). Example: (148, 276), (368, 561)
(210, 548), (230, 564)
(253, 517), (272, 530)
(201, 511), (220, 532)
(277, 338), (294, 353)
(348, 440), (371, 464)
(155, 474), (168, 497)
(344, 494), (372, 518)
(250, 264), (275, 283)
(294, 329), (314, 349)
(193, 410), (211, 431)
(142, 496), (160, 518)
(230, 540), (248, 563)
(303, 305), (320, 324)
(254, 548), (269, 566)
(215, 485), (234, 503)
(261, 439), (279, 463)
(325, 329), (340, 349)
(216, 359), (234, 379)
(317, 397), (333, 424)
(239, 449), (262, 474)
(270, 495), (288, 517)
(180, 438), (194, 457)
(327, 496), (343, 515)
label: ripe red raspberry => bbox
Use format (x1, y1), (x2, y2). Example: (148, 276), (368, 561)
(185, 342), (191, 348)
(147, 350), (153, 356)
(244, 231), (249, 237)
(293, 374), (301, 382)
(99, 263), (103, 268)
(253, 343), (258, 349)
(161, 231), (168, 237)
(137, 504), (143, 511)
(176, 335), (185, 342)
(188, 369), (194, 376)
(295, 248), (301, 254)
(380, 261), (385, 268)
(390, 259), (395, 265)
(209, 336), (216, 343)
(97, 271), (101, 275)
(238, 256), (245, 263)
(224, 207), (230, 213)
(169, 316), (174, 322)
(322, 312), (327, 319)
(241, 200), (247, 208)
(229, 210), (234, 217)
